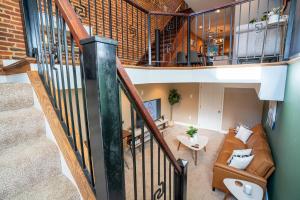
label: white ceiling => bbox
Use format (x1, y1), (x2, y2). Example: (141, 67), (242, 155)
(184, 0), (235, 12)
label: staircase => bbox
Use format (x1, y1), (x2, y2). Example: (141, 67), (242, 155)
(0, 82), (80, 200)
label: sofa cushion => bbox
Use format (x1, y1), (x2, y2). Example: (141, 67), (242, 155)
(246, 149), (274, 177)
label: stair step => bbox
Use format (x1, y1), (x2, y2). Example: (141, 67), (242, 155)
(0, 83), (34, 112)
(0, 137), (61, 199)
(0, 107), (45, 152)
(11, 175), (80, 200)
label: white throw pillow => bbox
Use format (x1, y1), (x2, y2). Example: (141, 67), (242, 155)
(235, 126), (253, 144)
(235, 123), (251, 134)
(228, 155), (254, 170)
(227, 149), (252, 164)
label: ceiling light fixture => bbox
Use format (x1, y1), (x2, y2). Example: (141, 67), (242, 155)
(216, 9), (220, 13)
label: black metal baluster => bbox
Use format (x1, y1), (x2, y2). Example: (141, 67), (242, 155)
(94, 0), (98, 35)
(63, 20), (75, 137)
(158, 146), (161, 184)
(150, 133), (154, 200)
(115, 0), (118, 55)
(202, 14), (205, 58)
(260, 0), (270, 62)
(164, 154), (166, 200)
(141, 120), (146, 200)
(163, 16), (165, 64)
(139, 11), (142, 61)
(136, 9), (139, 61)
(130, 106), (137, 200)
(79, 50), (95, 187)
(236, 3), (242, 62)
(88, 0), (91, 36)
(181, 17), (184, 54)
(108, 0), (112, 38)
(42, 0), (52, 92)
(253, 0), (261, 60)
(274, 0), (282, 60)
(102, 0), (105, 37)
(229, 8), (233, 61)
(56, 8), (69, 130)
(148, 15), (152, 65)
(132, 5), (134, 61)
(54, 64), (62, 119)
(47, 0), (57, 100)
(246, 0), (251, 60)
(72, 45), (86, 168)
(195, 15), (198, 57)
(144, 13), (147, 63)
(121, 0), (124, 59)
(49, 53), (58, 108)
(222, 9), (226, 56)
(126, 2), (129, 59)
(169, 162), (171, 200)
(175, 16), (178, 64)
(36, 0), (46, 81)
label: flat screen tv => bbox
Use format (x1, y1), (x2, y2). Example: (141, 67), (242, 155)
(136, 98), (161, 128)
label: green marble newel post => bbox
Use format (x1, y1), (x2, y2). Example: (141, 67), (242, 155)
(81, 36), (125, 200)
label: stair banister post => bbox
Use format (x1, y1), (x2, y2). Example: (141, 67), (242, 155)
(80, 36), (125, 200)
(155, 29), (161, 66)
(174, 159), (188, 200)
(148, 14), (152, 66)
(187, 16), (191, 66)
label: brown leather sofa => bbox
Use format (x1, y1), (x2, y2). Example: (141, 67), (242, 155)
(212, 124), (275, 193)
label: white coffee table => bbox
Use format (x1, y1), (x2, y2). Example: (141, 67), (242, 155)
(223, 178), (263, 200)
(176, 134), (208, 165)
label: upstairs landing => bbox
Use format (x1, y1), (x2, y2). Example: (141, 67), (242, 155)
(124, 62), (289, 101)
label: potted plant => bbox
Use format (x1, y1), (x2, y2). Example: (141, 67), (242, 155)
(186, 126), (198, 143)
(168, 89), (181, 126)
(268, 7), (281, 24)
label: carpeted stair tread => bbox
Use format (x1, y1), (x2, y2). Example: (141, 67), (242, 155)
(0, 107), (45, 152)
(0, 136), (61, 199)
(11, 174), (81, 200)
(0, 83), (34, 112)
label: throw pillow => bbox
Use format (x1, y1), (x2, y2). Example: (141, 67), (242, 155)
(235, 126), (253, 144)
(235, 123), (251, 134)
(228, 155), (254, 170)
(227, 149), (252, 164)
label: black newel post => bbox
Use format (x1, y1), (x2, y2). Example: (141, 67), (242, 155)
(80, 36), (125, 200)
(174, 159), (188, 200)
(187, 16), (191, 66)
(155, 29), (161, 66)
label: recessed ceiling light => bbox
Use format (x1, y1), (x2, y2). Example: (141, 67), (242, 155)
(216, 9), (220, 13)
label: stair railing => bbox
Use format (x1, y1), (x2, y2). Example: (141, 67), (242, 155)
(22, 0), (188, 199)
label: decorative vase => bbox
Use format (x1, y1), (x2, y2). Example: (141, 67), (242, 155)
(189, 134), (197, 143)
(268, 14), (280, 24)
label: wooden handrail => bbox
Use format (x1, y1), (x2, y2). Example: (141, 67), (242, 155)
(54, 0), (182, 174)
(189, 0), (252, 16)
(122, 0), (149, 13)
(149, 11), (189, 17)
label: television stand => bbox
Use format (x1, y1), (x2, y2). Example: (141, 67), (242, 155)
(128, 118), (169, 149)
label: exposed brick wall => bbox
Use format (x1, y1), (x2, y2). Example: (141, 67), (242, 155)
(0, 0), (182, 65)
(0, 0), (26, 63)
